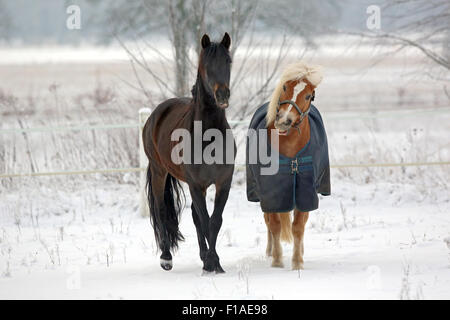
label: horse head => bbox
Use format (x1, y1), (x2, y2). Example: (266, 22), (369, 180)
(274, 80), (315, 135)
(197, 33), (232, 109)
(266, 61), (323, 135)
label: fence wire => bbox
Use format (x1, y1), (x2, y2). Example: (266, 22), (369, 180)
(1, 106), (449, 178)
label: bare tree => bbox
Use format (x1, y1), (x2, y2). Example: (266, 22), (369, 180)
(255, 0), (341, 47)
(0, 0), (12, 40)
(167, 0), (191, 96)
(110, 0), (260, 98)
(109, 0), (328, 119)
(387, 1), (449, 70)
(335, 0), (449, 99)
(165, 0), (258, 96)
(350, 1), (450, 72)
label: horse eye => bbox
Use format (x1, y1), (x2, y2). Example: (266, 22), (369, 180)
(305, 95), (311, 100)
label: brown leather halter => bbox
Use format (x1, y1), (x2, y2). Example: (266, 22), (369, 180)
(276, 91), (315, 134)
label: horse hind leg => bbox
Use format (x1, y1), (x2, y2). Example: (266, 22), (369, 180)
(292, 210), (309, 270)
(147, 168), (183, 271)
(264, 213), (273, 257)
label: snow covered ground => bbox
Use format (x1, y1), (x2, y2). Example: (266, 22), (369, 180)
(0, 36), (449, 299)
(0, 167), (449, 300)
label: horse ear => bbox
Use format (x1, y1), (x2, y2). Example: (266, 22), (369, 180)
(221, 32), (231, 50)
(201, 34), (211, 49)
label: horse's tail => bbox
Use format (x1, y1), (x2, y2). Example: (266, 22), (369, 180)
(146, 167), (185, 251)
(163, 173), (185, 249)
(279, 212), (293, 243)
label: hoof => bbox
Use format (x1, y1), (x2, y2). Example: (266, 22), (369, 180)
(203, 252), (225, 274)
(202, 264), (225, 274)
(292, 262), (304, 270)
(160, 258), (173, 271)
(271, 260), (284, 268)
(201, 269), (215, 276)
(215, 264), (225, 274)
(201, 267), (226, 276)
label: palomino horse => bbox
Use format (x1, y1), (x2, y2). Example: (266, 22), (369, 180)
(143, 33), (234, 273)
(246, 61), (330, 270)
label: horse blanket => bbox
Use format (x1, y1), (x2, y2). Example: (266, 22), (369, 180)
(246, 102), (330, 213)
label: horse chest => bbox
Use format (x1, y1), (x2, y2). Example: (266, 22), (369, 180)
(186, 163), (234, 187)
(246, 103), (331, 213)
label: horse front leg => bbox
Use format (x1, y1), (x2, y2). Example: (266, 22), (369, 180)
(191, 192), (208, 263)
(189, 184), (211, 271)
(204, 178), (231, 273)
(292, 210), (309, 270)
(267, 213), (284, 267)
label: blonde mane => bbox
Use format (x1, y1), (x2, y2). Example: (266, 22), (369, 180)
(266, 61), (323, 126)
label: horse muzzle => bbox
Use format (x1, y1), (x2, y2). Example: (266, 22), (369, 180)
(274, 122), (291, 135)
(217, 101), (229, 109)
(215, 86), (230, 109)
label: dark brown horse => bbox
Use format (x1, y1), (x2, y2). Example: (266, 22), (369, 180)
(142, 33), (234, 273)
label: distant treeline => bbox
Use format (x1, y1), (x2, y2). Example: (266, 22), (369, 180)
(0, 0), (380, 45)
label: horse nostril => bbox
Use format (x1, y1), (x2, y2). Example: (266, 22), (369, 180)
(216, 86), (230, 101)
(285, 119), (292, 125)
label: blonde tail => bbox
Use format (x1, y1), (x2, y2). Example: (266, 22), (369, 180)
(279, 212), (293, 243)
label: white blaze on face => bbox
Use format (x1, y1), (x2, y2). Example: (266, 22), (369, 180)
(279, 104), (293, 123)
(279, 81), (306, 122)
(292, 81), (307, 102)
(276, 81), (307, 128)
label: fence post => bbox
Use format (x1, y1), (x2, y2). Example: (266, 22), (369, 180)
(139, 107), (152, 217)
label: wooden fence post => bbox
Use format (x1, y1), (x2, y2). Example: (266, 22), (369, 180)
(139, 107), (152, 217)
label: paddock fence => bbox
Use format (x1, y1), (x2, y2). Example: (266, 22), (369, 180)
(1, 106), (450, 179)
(2, 106), (449, 216)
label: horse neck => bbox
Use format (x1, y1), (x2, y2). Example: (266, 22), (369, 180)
(191, 74), (227, 129)
(269, 117), (310, 159)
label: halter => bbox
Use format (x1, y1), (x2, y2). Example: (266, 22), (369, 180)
(276, 92), (314, 134)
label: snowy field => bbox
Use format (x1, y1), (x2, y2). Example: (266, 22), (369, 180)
(0, 36), (449, 299)
(0, 171), (449, 299)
